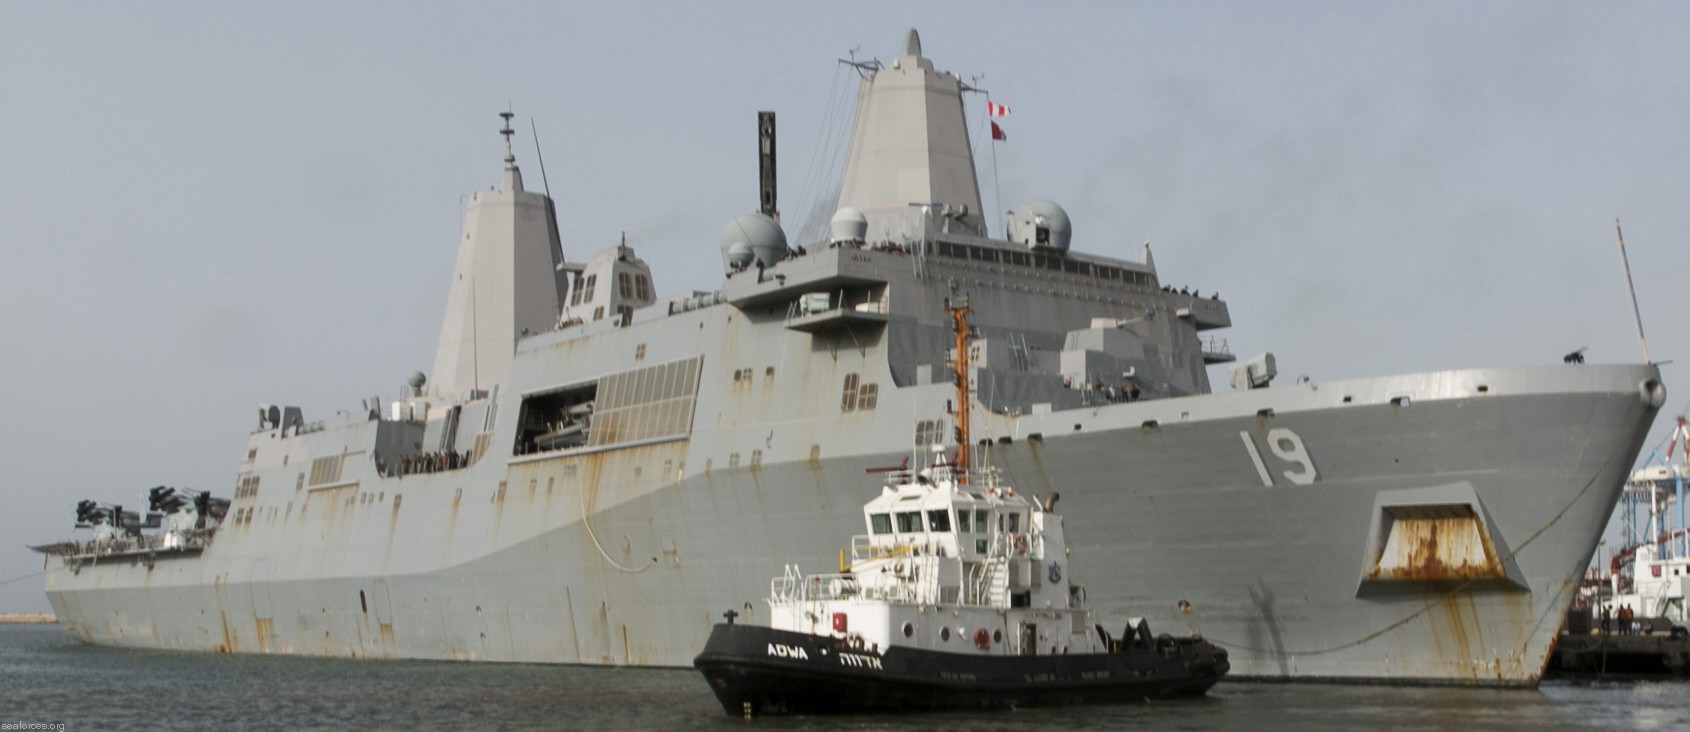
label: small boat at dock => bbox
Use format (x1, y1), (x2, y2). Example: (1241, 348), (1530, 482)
(693, 299), (1228, 716)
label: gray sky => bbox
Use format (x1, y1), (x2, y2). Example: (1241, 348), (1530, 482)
(4, 1), (1688, 612)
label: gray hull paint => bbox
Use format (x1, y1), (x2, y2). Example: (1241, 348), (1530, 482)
(47, 364), (1657, 685)
(43, 31), (1664, 686)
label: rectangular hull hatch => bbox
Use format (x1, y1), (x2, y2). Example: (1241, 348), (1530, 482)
(1357, 483), (1528, 596)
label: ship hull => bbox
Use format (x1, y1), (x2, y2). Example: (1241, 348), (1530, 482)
(692, 623), (1225, 716)
(45, 364), (1661, 685)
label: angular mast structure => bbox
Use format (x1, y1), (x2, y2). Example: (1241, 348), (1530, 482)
(835, 29), (986, 243)
(431, 113), (567, 396)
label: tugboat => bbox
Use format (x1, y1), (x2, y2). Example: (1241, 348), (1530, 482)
(693, 299), (1229, 716)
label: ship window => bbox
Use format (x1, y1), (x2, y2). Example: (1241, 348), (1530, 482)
(619, 272), (631, 299)
(570, 274), (584, 306)
(582, 274), (596, 302)
(975, 509), (988, 531)
(593, 306), (604, 321)
(636, 275), (650, 301)
(841, 374), (859, 412)
(635, 344), (646, 361)
(927, 509), (951, 532)
(895, 511), (920, 533)
(858, 383), (878, 410)
(871, 513), (892, 535)
(1002, 512), (1021, 533)
(956, 509), (971, 533)
(916, 419), (946, 446)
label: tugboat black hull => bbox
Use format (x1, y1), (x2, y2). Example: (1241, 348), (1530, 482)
(693, 624), (1229, 716)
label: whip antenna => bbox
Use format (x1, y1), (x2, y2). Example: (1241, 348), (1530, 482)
(1615, 219), (1652, 364)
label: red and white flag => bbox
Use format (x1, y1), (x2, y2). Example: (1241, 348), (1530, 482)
(990, 121), (1007, 141)
(987, 100), (1011, 117)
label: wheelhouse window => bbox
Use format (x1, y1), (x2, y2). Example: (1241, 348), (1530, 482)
(927, 509), (951, 532)
(1002, 512), (1021, 533)
(895, 511), (921, 533)
(975, 509), (989, 531)
(870, 513), (892, 535)
(955, 508), (971, 533)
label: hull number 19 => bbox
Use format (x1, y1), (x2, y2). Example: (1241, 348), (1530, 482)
(1239, 428), (1318, 486)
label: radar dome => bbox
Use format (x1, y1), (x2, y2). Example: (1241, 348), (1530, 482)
(1006, 199), (1072, 253)
(719, 213), (787, 272)
(829, 207), (868, 244)
(406, 370), (427, 396)
(725, 241), (755, 270)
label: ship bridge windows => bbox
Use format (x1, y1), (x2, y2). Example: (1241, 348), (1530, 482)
(870, 513), (892, 535)
(926, 509), (951, 532)
(955, 508), (971, 533)
(1001, 512), (1021, 533)
(895, 511), (921, 533)
(929, 239), (1155, 289)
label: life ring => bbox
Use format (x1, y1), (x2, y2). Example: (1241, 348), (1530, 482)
(1013, 534), (1029, 555)
(973, 627), (991, 650)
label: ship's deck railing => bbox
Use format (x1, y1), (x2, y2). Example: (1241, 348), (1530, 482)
(771, 563), (937, 606)
(847, 535), (915, 565)
(43, 529), (216, 560)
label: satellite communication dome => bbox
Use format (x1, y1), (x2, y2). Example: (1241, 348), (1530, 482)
(725, 241), (755, 270)
(829, 207), (868, 244)
(406, 371), (427, 394)
(720, 213), (787, 272)
(1006, 199), (1072, 253)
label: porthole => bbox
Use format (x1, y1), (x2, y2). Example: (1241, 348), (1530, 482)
(902, 622), (915, 638)
(993, 629), (1003, 643)
(941, 627), (951, 642)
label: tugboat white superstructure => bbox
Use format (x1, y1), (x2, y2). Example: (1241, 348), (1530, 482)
(694, 301), (1227, 715)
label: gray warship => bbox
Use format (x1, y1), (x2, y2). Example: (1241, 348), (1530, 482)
(39, 30), (1664, 686)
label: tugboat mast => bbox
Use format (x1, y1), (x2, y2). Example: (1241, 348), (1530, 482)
(947, 297), (972, 482)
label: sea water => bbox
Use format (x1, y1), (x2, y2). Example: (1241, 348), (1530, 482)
(1, 625), (1683, 731)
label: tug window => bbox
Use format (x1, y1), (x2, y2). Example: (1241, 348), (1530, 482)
(1001, 512), (1021, 533)
(975, 509), (989, 531)
(870, 513), (892, 535)
(927, 509), (951, 532)
(896, 511), (921, 533)
(956, 509), (971, 533)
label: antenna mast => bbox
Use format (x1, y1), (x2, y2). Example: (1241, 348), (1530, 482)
(529, 117), (566, 261)
(1614, 219), (1652, 364)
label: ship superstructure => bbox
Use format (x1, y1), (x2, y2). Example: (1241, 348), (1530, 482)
(41, 30), (1664, 686)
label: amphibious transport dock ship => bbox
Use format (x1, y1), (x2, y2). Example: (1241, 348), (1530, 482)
(41, 30), (1663, 685)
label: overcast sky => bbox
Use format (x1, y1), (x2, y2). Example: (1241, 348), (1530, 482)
(4, 2), (1688, 612)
